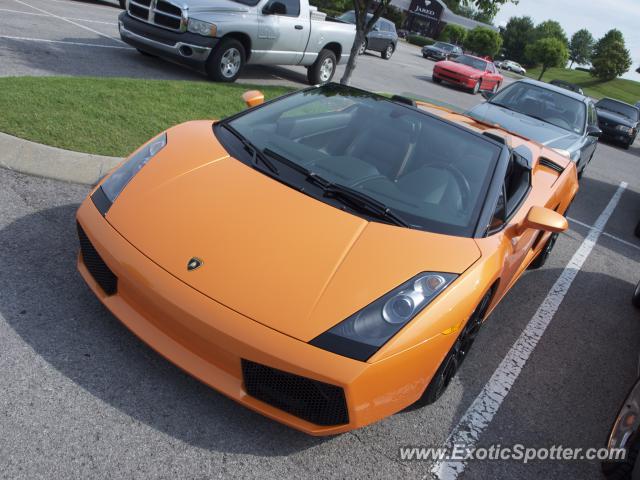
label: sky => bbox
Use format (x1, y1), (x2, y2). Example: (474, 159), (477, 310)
(494, 0), (640, 80)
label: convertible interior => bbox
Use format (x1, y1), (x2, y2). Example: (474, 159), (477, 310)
(230, 91), (502, 233)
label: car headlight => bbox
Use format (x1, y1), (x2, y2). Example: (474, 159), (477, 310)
(101, 132), (167, 204)
(616, 125), (633, 135)
(187, 19), (217, 37)
(310, 272), (457, 361)
(608, 379), (640, 450)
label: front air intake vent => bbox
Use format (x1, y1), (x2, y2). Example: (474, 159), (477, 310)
(77, 223), (117, 296)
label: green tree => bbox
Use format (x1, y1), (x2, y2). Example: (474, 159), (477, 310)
(533, 20), (568, 45)
(568, 29), (594, 68)
(463, 26), (503, 57)
(442, 0), (513, 23)
(590, 29), (632, 80)
(501, 16), (535, 64)
(525, 37), (569, 80)
(439, 24), (467, 45)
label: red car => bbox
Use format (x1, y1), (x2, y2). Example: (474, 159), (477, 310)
(432, 54), (503, 95)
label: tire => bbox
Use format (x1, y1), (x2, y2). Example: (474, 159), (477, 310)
(382, 43), (395, 60)
(634, 220), (640, 238)
(357, 40), (367, 55)
(307, 48), (336, 85)
(471, 80), (480, 95)
(205, 37), (245, 83)
(529, 232), (559, 270)
(412, 291), (493, 407)
(432, 75), (441, 84)
(602, 433), (640, 479)
(633, 280), (640, 308)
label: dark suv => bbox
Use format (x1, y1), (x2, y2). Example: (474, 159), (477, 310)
(338, 11), (398, 59)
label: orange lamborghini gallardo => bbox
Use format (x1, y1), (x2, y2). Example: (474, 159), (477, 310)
(76, 84), (578, 435)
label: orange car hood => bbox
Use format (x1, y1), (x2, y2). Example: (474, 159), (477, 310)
(106, 122), (481, 342)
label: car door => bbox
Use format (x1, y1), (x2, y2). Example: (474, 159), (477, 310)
(482, 63), (500, 90)
(484, 152), (537, 301)
(583, 101), (599, 163)
(254, 0), (308, 65)
(367, 20), (385, 51)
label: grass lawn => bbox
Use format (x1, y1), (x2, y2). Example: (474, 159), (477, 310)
(0, 77), (294, 157)
(525, 67), (640, 104)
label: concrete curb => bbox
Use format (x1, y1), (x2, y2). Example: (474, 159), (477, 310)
(0, 132), (123, 185)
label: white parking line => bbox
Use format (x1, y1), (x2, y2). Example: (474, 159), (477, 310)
(10, 0), (124, 45)
(0, 7), (115, 24)
(0, 35), (129, 49)
(431, 181), (628, 480)
(568, 216), (640, 252)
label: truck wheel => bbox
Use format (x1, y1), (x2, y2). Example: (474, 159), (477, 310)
(382, 43), (394, 60)
(307, 49), (336, 85)
(206, 38), (245, 83)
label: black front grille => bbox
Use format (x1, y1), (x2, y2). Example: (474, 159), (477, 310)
(154, 12), (181, 30)
(242, 360), (349, 426)
(156, 0), (181, 17)
(129, 3), (150, 21)
(77, 223), (117, 296)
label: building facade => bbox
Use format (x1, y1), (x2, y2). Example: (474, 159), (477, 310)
(391, 0), (497, 38)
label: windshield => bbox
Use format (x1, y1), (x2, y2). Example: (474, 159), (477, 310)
(596, 99), (639, 121)
(489, 82), (586, 134)
(433, 42), (454, 51)
(454, 55), (488, 70)
(225, 85), (502, 237)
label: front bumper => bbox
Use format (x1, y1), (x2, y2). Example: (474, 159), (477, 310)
(422, 49), (446, 59)
(118, 12), (217, 70)
(76, 198), (453, 435)
(433, 69), (477, 88)
(599, 124), (635, 145)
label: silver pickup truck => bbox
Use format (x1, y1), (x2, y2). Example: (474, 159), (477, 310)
(118, 0), (356, 84)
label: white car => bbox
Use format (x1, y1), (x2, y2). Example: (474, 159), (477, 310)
(503, 60), (526, 75)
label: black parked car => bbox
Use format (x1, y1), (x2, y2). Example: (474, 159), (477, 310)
(422, 41), (463, 61)
(595, 98), (639, 149)
(550, 79), (584, 95)
(338, 11), (398, 60)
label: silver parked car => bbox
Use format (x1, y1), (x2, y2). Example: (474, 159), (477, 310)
(119, 0), (356, 84)
(338, 11), (398, 59)
(468, 79), (601, 178)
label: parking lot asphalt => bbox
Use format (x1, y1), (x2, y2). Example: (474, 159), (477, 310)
(0, 0), (514, 111)
(2, 1), (640, 479)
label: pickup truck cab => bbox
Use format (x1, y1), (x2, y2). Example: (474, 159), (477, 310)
(119, 0), (356, 84)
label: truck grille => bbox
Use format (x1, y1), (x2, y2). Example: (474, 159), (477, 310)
(242, 360), (349, 426)
(127, 0), (185, 32)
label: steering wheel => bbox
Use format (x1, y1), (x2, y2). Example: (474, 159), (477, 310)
(426, 162), (472, 214)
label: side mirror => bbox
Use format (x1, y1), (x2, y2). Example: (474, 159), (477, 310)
(587, 125), (602, 137)
(517, 206), (568, 235)
(242, 90), (264, 108)
(481, 90), (495, 101)
(262, 1), (286, 15)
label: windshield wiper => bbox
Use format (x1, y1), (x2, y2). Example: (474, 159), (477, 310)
(222, 124), (279, 175)
(322, 183), (410, 228)
(262, 148), (410, 228)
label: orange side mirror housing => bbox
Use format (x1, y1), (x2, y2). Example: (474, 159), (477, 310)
(242, 90), (265, 108)
(517, 206), (568, 235)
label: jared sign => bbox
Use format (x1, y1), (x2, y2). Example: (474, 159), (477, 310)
(408, 0), (443, 21)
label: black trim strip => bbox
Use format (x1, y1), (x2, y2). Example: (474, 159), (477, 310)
(91, 187), (112, 216)
(538, 157), (565, 173)
(310, 332), (379, 362)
